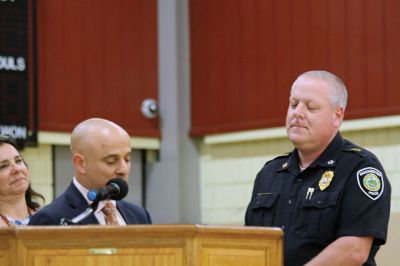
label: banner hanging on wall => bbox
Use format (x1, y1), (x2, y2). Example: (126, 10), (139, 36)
(0, 0), (37, 149)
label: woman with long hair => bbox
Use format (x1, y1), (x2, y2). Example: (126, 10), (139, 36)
(0, 135), (45, 226)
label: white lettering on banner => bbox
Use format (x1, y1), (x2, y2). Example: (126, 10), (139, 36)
(0, 125), (27, 139)
(0, 55), (26, 71)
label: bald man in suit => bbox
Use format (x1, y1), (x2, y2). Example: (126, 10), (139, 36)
(29, 118), (151, 225)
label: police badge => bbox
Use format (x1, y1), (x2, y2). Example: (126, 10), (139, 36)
(319, 171), (334, 191)
(356, 167), (384, 200)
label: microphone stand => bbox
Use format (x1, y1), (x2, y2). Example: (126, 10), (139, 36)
(60, 201), (100, 225)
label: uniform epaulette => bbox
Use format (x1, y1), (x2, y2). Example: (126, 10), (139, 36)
(263, 152), (291, 168)
(273, 152), (292, 160)
(344, 146), (367, 157)
(262, 152), (292, 168)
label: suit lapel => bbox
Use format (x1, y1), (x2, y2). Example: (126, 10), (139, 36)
(116, 201), (137, 224)
(64, 182), (99, 224)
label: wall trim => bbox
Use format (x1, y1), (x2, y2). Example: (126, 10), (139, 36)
(38, 131), (160, 149)
(204, 115), (400, 145)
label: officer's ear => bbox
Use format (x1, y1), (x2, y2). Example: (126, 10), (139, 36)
(333, 107), (344, 127)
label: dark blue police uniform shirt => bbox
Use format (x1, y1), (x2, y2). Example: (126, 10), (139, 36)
(245, 133), (391, 266)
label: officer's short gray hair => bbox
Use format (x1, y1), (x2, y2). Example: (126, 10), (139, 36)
(291, 70), (348, 111)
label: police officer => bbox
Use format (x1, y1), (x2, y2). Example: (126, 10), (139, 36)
(245, 70), (391, 266)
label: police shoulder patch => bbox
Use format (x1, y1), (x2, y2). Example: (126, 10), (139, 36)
(356, 167), (384, 200)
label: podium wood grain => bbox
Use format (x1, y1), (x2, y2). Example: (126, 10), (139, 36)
(0, 225), (283, 266)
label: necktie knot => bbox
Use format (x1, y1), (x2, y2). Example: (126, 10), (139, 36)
(102, 202), (119, 225)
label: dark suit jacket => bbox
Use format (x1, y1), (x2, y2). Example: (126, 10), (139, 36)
(29, 182), (152, 225)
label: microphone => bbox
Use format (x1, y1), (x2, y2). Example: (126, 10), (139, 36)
(87, 177), (129, 202)
(60, 177), (129, 225)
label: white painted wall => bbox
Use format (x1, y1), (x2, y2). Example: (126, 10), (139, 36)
(20, 118), (399, 266)
(22, 144), (53, 204)
(22, 120), (400, 224)
(200, 125), (400, 225)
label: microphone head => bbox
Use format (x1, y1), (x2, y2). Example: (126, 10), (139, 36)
(107, 177), (129, 200)
(87, 189), (99, 201)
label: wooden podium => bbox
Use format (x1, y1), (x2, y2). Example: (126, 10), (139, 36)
(0, 225), (283, 266)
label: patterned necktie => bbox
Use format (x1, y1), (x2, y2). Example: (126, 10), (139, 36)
(102, 202), (119, 225)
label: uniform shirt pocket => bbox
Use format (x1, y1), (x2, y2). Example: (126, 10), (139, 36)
(246, 192), (280, 226)
(296, 190), (339, 240)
